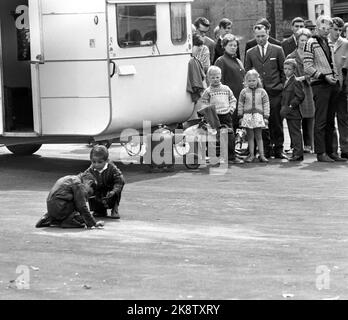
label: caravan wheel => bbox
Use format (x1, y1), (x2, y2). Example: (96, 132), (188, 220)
(184, 153), (200, 170)
(6, 144), (42, 155)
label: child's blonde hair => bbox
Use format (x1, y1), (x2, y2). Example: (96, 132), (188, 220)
(207, 65), (221, 77)
(244, 69), (263, 88)
(284, 58), (297, 70)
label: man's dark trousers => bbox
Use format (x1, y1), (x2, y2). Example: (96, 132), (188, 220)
(312, 82), (339, 154)
(332, 90), (348, 155)
(262, 92), (283, 157)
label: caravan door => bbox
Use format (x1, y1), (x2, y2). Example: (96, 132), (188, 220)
(0, 0), (37, 134)
(106, 1), (193, 133)
(31, 0), (111, 136)
(0, 22), (3, 135)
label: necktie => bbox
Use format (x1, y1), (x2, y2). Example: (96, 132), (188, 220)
(261, 45), (265, 59)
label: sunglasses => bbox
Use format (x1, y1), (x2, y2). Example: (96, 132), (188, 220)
(254, 25), (267, 31)
(198, 29), (209, 35)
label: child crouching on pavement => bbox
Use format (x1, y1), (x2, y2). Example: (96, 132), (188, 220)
(35, 172), (104, 229)
(280, 59), (305, 161)
(200, 66), (243, 164)
(85, 145), (125, 219)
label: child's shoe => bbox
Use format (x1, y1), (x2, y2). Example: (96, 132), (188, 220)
(303, 146), (313, 154)
(229, 157), (244, 164)
(35, 213), (52, 228)
(259, 155), (269, 163)
(93, 211), (107, 218)
(110, 207), (120, 219)
(93, 206), (107, 217)
(244, 155), (255, 163)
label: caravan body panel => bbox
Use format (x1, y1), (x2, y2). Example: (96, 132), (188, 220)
(38, 0), (111, 136)
(1, 0), (194, 143)
(102, 1), (193, 136)
(105, 55), (192, 134)
(0, 26), (3, 135)
(41, 0), (106, 14)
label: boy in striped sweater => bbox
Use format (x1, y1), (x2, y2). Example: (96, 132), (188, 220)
(303, 15), (344, 162)
(200, 66), (243, 164)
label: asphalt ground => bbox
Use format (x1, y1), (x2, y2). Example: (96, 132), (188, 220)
(0, 142), (348, 300)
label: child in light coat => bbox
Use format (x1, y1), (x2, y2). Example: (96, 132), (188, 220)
(238, 69), (270, 163)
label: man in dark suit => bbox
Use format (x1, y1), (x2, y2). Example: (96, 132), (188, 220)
(328, 17), (348, 161)
(245, 24), (287, 159)
(281, 17), (305, 57)
(244, 18), (281, 62)
(213, 18), (240, 63)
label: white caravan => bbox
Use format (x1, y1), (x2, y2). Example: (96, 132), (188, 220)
(0, 0), (194, 154)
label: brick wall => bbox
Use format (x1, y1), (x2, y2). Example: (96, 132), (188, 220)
(274, 0), (284, 39)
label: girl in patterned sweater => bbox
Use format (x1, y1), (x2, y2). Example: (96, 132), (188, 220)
(238, 69), (270, 163)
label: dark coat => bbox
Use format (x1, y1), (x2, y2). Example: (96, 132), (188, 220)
(286, 50), (315, 118)
(214, 52), (245, 100)
(187, 56), (205, 103)
(244, 36), (281, 61)
(245, 43), (286, 94)
(281, 35), (297, 58)
(84, 161), (125, 198)
(46, 175), (96, 227)
(280, 75), (305, 120)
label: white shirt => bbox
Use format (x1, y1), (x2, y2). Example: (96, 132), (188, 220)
(284, 76), (291, 87)
(258, 41), (269, 57)
(292, 34), (297, 47)
(94, 162), (109, 174)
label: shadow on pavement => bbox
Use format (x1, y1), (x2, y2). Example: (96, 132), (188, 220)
(0, 154), (180, 191)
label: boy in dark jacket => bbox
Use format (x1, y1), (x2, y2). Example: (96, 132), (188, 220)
(280, 59), (305, 161)
(35, 172), (104, 228)
(85, 145), (125, 219)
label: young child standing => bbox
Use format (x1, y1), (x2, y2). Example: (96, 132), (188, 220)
(35, 172), (104, 229)
(200, 66), (243, 164)
(238, 69), (270, 163)
(85, 145), (125, 219)
(280, 59), (305, 161)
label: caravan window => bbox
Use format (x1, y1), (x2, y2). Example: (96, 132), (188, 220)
(117, 4), (157, 48)
(170, 3), (187, 45)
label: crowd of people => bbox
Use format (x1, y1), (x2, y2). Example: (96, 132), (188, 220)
(187, 15), (348, 164)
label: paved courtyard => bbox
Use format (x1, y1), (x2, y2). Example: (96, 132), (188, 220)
(0, 143), (348, 299)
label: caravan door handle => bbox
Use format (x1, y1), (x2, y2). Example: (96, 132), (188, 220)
(110, 61), (116, 78)
(30, 54), (45, 64)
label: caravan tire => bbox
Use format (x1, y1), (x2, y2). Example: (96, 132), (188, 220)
(6, 144), (42, 155)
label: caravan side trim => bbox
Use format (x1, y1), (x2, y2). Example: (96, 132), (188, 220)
(0, 21), (3, 135)
(107, 0), (193, 3)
